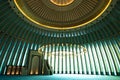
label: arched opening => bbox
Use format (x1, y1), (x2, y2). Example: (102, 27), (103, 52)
(30, 56), (39, 75)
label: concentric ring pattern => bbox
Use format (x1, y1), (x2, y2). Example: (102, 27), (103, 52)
(14, 0), (111, 30)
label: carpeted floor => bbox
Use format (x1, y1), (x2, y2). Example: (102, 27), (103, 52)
(0, 74), (120, 80)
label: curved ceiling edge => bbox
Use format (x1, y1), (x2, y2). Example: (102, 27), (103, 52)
(13, 0), (112, 30)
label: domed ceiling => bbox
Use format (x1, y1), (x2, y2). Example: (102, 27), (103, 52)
(13, 0), (113, 30)
(0, 0), (120, 76)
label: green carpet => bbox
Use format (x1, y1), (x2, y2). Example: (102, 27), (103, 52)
(0, 74), (120, 80)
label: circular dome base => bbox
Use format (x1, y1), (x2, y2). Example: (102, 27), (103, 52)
(13, 0), (112, 30)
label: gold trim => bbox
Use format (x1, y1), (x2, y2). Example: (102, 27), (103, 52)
(14, 0), (112, 30)
(50, 0), (74, 6)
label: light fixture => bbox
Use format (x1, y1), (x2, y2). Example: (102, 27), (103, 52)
(38, 43), (87, 56)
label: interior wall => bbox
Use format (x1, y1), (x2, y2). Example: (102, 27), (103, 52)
(0, 33), (119, 75)
(0, 0), (120, 76)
